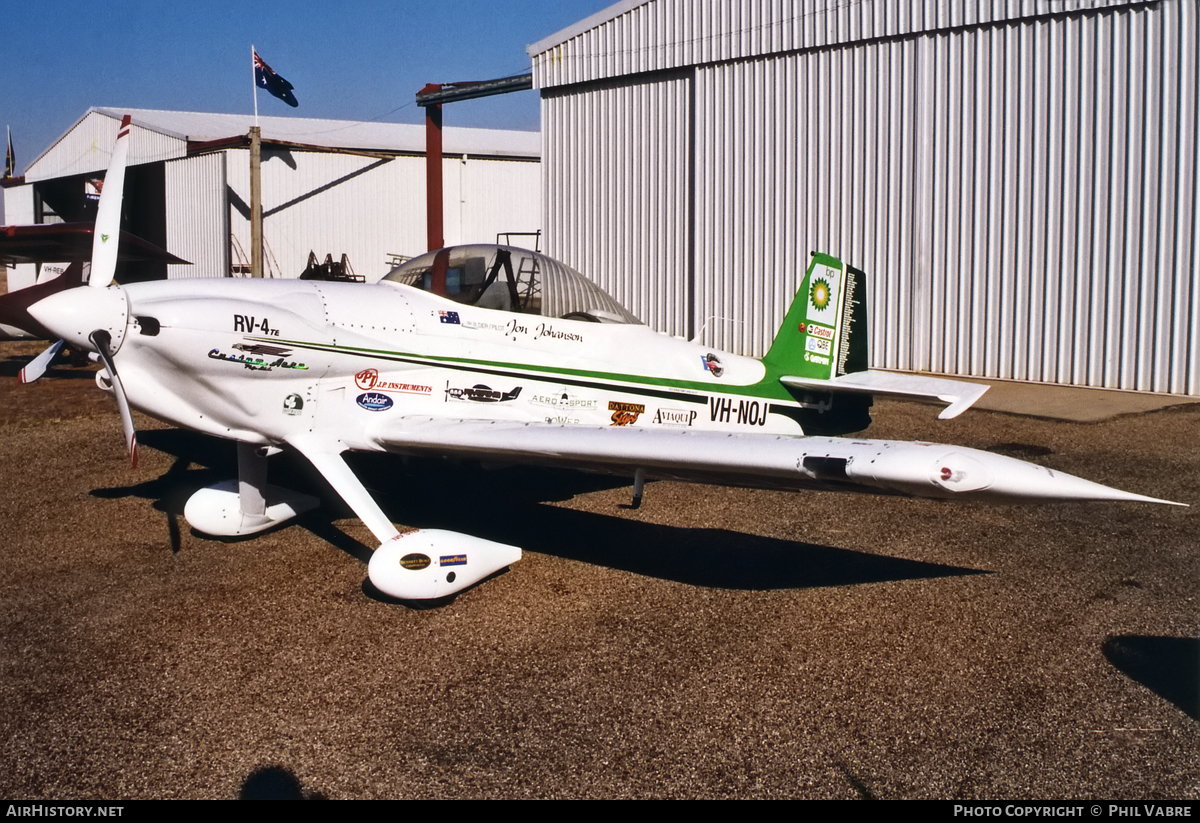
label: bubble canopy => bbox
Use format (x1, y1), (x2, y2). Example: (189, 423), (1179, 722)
(381, 245), (641, 324)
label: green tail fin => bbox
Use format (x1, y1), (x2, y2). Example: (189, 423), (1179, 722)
(762, 252), (868, 380)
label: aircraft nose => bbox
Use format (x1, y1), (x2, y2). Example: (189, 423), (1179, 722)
(27, 285), (130, 354)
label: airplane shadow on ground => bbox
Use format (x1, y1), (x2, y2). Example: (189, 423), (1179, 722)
(1103, 635), (1200, 720)
(93, 428), (987, 592)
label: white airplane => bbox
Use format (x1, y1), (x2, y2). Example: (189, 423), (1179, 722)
(20, 115), (1183, 602)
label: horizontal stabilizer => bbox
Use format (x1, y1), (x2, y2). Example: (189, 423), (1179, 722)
(781, 370), (990, 419)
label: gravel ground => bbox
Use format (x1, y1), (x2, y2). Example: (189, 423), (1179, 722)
(0, 341), (1196, 799)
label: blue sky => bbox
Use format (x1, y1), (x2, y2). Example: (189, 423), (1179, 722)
(1, 0), (612, 175)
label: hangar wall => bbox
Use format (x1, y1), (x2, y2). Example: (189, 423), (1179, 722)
(20, 109), (543, 284)
(534, 0), (1199, 396)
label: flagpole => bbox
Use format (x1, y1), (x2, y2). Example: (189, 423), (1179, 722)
(251, 44), (259, 127)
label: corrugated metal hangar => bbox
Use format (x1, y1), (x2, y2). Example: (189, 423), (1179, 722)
(529, 0), (1198, 397)
(4, 107), (541, 285)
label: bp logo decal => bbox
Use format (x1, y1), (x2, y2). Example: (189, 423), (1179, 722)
(810, 277), (832, 312)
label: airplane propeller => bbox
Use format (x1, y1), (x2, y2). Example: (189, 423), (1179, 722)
(22, 114), (138, 468)
(89, 329), (138, 469)
(18, 338), (64, 383)
(18, 113), (131, 386)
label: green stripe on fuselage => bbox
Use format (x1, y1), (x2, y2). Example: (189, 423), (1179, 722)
(251, 336), (799, 405)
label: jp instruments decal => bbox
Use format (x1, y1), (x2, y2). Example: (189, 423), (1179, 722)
(709, 396), (768, 427)
(282, 394), (304, 416)
(608, 401), (645, 426)
(701, 352), (724, 377)
(445, 382), (523, 403)
(209, 346), (308, 372)
(356, 392), (394, 411)
(354, 368), (433, 395)
(653, 407), (697, 427)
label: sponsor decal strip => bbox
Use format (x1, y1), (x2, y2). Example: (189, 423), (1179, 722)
(256, 338), (713, 405)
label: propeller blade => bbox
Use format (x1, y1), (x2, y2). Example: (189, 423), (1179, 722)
(18, 339), (65, 384)
(89, 114), (132, 290)
(89, 329), (138, 469)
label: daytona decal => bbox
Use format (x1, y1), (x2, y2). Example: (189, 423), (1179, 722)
(609, 401), (645, 426)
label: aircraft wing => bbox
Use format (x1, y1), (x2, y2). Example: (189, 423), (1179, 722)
(371, 417), (1179, 505)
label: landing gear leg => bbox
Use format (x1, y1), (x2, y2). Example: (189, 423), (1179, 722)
(183, 443), (320, 537)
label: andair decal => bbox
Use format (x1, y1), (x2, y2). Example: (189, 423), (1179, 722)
(608, 401), (644, 426)
(653, 407), (697, 427)
(445, 382), (522, 403)
(233, 315), (280, 336)
(208, 346), (308, 372)
(282, 393), (304, 415)
(354, 368), (432, 395)
(701, 353), (724, 378)
(709, 397), (768, 427)
(356, 392), (393, 411)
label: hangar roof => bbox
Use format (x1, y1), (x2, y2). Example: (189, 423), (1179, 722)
(527, 0), (1143, 89)
(26, 107), (540, 182)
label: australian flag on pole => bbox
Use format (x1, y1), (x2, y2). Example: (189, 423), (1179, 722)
(253, 50), (299, 107)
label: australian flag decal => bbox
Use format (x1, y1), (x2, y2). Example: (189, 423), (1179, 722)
(438, 311), (461, 325)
